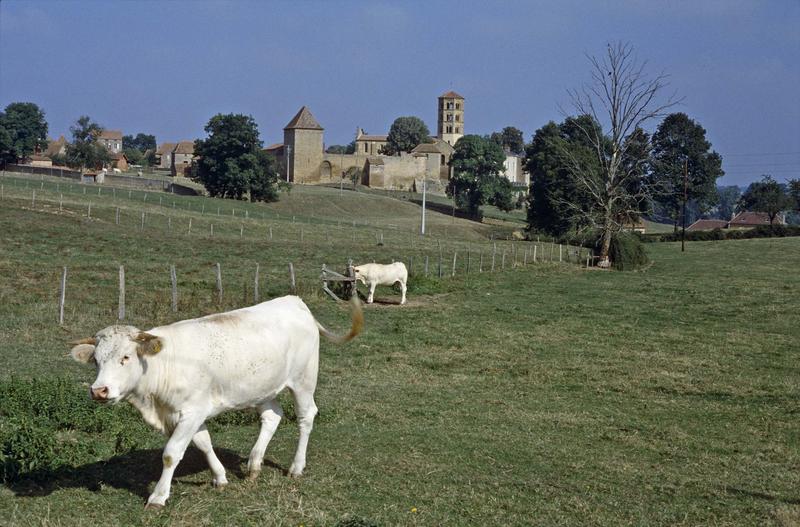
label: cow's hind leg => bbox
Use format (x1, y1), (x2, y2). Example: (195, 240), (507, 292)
(288, 388), (318, 477)
(399, 278), (407, 304)
(247, 399), (283, 480)
(368, 282), (376, 304)
(192, 424), (227, 487)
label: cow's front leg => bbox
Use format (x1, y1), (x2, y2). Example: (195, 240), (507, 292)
(146, 414), (206, 509)
(368, 282), (376, 304)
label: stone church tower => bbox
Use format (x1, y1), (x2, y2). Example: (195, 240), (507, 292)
(283, 106), (324, 183)
(437, 91), (464, 146)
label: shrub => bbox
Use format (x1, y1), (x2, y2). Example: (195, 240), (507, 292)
(563, 230), (650, 271)
(608, 233), (650, 271)
(0, 377), (152, 483)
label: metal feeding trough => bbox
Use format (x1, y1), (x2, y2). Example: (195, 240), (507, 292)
(321, 261), (356, 302)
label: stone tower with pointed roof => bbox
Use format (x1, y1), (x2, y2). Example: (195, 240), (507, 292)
(283, 106), (324, 183)
(437, 91), (464, 146)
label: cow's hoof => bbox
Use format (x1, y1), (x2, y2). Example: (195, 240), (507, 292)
(246, 469), (261, 482)
(212, 478), (228, 488)
(144, 502), (164, 511)
(288, 471), (302, 479)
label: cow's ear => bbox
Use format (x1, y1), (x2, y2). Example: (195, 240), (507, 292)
(135, 332), (163, 356)
(70, 344), (96, 364)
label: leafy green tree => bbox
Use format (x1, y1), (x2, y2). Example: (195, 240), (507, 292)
(650, 113), (724, 231)
(714, 185), (741, 220)
(446, 135), (510, 219)
(123, 133), (156, 152)
(789, 179), (800, 211)
(738, 175), (793, 225)
(65, 116), (110, 171)
(0, 102), (49, 163)
(193, 113), (278, 202)
(525, 117), (596, 236)
(123, 133), (157, 166)
(383, 116), (430, 155)
(325, 141), (355, 155)
(489, 126), (525, 156)
(561, 42), (680, 265)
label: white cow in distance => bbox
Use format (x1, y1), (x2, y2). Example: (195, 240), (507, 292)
(69, 295), (363, 509)
(353, 262), (408, 305)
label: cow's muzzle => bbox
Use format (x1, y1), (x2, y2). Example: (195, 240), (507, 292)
(90, 386), (110, 401)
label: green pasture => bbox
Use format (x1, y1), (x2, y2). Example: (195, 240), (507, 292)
(0, 172), (797, 526)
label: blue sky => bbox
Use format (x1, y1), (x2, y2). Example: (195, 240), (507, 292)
(1, 0), (798, 186)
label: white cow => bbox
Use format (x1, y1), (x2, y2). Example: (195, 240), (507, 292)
(69, 295), (362, 508)
(353, 262), (408, 305)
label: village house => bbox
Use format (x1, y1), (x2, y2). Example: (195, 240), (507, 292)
(98, 130), (123, 153)
(171, 141), (195, 177)
(687, 211), (785, 231)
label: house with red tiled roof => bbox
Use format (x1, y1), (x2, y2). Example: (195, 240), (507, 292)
(687, 212), (785, 231)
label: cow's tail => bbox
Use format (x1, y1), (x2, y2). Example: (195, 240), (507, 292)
(316, 296), (363, 344)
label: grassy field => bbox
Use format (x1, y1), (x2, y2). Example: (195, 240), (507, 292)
(0, 172), (798, 526)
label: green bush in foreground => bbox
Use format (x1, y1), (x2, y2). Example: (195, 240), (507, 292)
(0, 377), (151, 483)
(562, 230), (650, 271)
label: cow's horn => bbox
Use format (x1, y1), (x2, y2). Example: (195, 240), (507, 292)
(135, 332), (159, 342)
(69, 337), (97, 346)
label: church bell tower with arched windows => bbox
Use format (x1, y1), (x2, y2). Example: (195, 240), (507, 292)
(437, 91), (464, 146)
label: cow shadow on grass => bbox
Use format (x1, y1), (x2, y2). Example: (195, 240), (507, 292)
(8, 447), (282, 500)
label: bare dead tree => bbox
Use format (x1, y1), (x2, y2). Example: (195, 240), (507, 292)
(558, 42), (681, 266)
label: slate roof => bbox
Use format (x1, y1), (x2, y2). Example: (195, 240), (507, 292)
(284, 106), (323, 130)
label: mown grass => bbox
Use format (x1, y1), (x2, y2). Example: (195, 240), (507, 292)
(0, 172), (798, 526)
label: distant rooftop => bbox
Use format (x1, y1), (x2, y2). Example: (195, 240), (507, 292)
(284, 106), (323, 130)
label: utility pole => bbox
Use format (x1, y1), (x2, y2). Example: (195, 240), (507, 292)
(421, 177), (427, 235)
(450, 164), (456, 223)
(681, 158), (688, 253)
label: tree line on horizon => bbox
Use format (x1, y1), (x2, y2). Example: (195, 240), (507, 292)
(2, 42), (799, 261)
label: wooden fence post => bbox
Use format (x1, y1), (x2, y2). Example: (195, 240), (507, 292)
(60, 194), (63, 212)
(59, 266), (67, 325)
(88, 204), (92, 218)
(31, 190), (36, 207)
(215, 263), (223, 304)
(502, 250), (506, 270)
(559, 244), (562, 262)
(479, 250), (483, 273)
(289, 262), (296, 293)
(141, 212), (145, 230)
(211, 224), (214, 236)
(188, 218), (192, 234)
(254, 263), (260, 304)
(170, 265), (178, 312)
(451, 251), (457, 277)
(492, 243), (496, 271)
(118, 265), (125, 321)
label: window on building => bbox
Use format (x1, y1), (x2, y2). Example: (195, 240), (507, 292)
(456, 127), (461, 134)
(455, 115), (460, 122)
(441, 154), (446, 164)
(364, 143), (368, 153)
(447, 126), (453, 133)
(456, 103), (461, 109)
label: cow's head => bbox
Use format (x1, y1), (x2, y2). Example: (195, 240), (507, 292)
(69, 326), (163, 403)
(353, 267), (367, 285)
